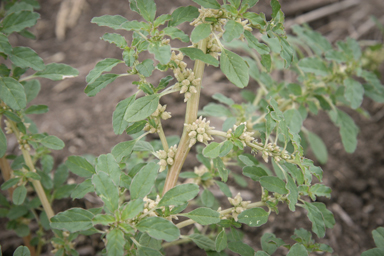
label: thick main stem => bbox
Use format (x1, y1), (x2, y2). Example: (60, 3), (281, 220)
(9, 120), (55, 220)
(162, 38), (208, 195)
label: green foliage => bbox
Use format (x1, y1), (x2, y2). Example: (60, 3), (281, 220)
(2, 0), (384, 255)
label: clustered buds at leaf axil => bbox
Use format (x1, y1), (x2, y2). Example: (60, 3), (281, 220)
(156, 145), (177, 172)
(143, 104), (171, 133)
(193, 165), (214, 187)
(185, 116), (215, 148)
(227, 193), (251, 221)
(206, 35), (221, 59)
(171, 51), (201, 102)
(226, 122), (255, 146)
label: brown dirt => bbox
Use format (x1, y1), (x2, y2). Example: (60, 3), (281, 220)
(1, 0), (384, 255)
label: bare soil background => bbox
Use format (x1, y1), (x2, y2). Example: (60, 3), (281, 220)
(1, 0), (384, 255)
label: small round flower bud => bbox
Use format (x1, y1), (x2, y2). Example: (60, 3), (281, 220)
(181, 79), (190, 86)
(197, 134), (204, 143)
(167, 157), (174, 165)
(159, 159), (167, 167)
(189, 131), (197, 137)
(184, 92), (191, 102)
(189, 86), (197, 94)
(161, 112), (171, 120)
(197, 127), (205, 134)
(180, 85), (188, 94)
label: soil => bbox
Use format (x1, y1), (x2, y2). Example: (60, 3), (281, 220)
(1, 0), (384, 255)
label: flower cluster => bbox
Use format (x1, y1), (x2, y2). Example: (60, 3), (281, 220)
(190, 7), (226, 29)
(261, 142), (291, 163)
(156, 144), (177, 172)
(170, 51), (201, 102)
(185, 116), (214, 148)
(227, 193), (251, 221)
(4, 119), (13, 134)
(193, 165), (214, 187)
(143, 104), (171, 133)
(141, 195), (178, 221)
(226, 122), (255, 146)
(206, 34), (221, 59)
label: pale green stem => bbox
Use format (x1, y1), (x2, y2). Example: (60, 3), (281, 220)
(157, 120), (169, 152)
(176, 201), (265, 229)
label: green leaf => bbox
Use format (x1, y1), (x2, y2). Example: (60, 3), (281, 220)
(101, 33), (128, 48)
(237, 208), (269, 227)
(154, 14), (172, 27)
(202, 188), (215, 207)
(203, 142), (221, 158)
(40, 135), (64, 150)
(228, 241), (255, 256)
(96, 154), (121, 186)
(92, 172), (119, 214)
(301, 202), (326, 238)
(212, 93), (234, 105)
(148, 42), (171, 65)
(158, 183), (199, 207)
(223, 20), (244, 42)
(362, 248), (384, 256)
(66, 156), (95, 178)
(262, 34), (281, 53)
(344, 78), (364, 109)
(270, 0), (281, 18)
(0, 77), (27, 110)
(215, 181), (232, 197)
(25, 105), (48, 114)
(23, 79), (40, 103)
(130, 162), (159, 199)
(179, 47), (219, 67)
(12, 186), (27, 205)
(169, 6), (199, 27)
(1, 11), (39, 34)
(286, 174), (298, 211)
(330, 109), (359, 153)
(121, 199), (144, 220)
(259, 176), (288, 194)
(129, 0), (156, 22)
(84, 73), (120, 97)
(9, 47), (44, 71)
(242, 0), (259, 8)
(215, 229), (227, 252)
(106, 228), (125, 256)
(13, 246), (31, 256)
(0, 34), (12, 55)
(126, 121), (147, 135)
(91, 15), (128, 29)
(139, 233), (162, 250)
(136, 216), (180, 242)
(32, 63), (78, 81)
(136, 59), (155, 77)
(111, 140), (136, 162)
(287, 243), (308, 256)
(112, 96), (135, 135)
(244, 31), (270, 55)
(298, 57), (329, 76)
(306, 131), (327, 164)
(0, 129), (6, 157)
(373, 227), (384, 248)
(92, 214), (115, 226)
(182, 207), (220, 225)
(220, 49), (249, 88)
(191, 23), (211, 43)
(189, 233), (215, 251)
(312, 202), (335, 229)
(122, 48), (135, 67)
(137, 246), (163, 256)
(124, 94), (159, 122)
(86, 58), (122, 84)
(2, 178), (20, 190)
(51, 208), (94, 232)
(261, 54), (271, 72)
(219, 140), (233, 157)
(242, 166), (268, 181)
(192, 0), (221, 9)
(283, 109), (303, 134)
(71, 179), (95, 199)
(163, 27), (189, 43)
